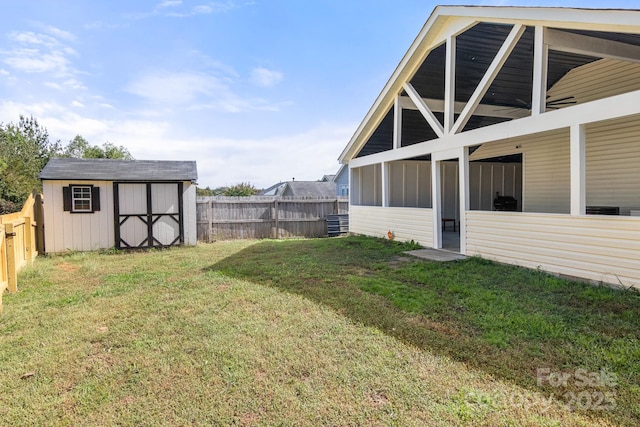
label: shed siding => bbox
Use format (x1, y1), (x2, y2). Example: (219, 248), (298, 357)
(350, 205), (433, 246)
(466, 211), (640, 288)
(183, 183), (197, 246)
(43, 180), (115, 253)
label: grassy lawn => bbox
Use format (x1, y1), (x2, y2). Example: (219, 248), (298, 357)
(1, 236), (638, 426)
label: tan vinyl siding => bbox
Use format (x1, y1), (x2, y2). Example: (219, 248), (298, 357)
(43, 180), (115, 253)
(586, 115), (640, 215)
(547, 58), (640, 107)
(471, 128), (570, 214)
(466, 211), (640, 288)
(350, 205), (433, 247)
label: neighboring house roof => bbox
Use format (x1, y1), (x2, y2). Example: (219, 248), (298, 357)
(321, 174), (336, 182)
(275, 181), (336, 198)
(339, 6), (640, 162)
(39, 158), (198, 182)
(259, 182), (286, 196)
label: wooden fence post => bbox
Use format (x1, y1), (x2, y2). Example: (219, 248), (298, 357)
(34, 193), (45, 254)
(5, 223), (17, 293)
(208, 199), (214, 243)
(274, 199), (279, 239)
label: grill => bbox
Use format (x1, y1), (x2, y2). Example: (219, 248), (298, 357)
(493, 193), (518, 211)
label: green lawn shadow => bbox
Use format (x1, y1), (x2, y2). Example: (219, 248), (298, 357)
(207, 236), (640, 425)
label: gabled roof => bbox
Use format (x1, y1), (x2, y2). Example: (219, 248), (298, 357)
(339, 6), (640, 162)
(39, 158), (198, 182)
(259, 181), (286, 196)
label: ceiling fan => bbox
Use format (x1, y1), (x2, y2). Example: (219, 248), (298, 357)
(493, 95), (577, 111)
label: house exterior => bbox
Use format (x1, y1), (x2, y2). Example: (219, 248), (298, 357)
(39, 158), (197, 253)
(333, 164), (349, 197)
(339, 6), (640, 288)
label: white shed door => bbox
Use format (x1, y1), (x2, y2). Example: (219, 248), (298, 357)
(114, 182), (183, 249)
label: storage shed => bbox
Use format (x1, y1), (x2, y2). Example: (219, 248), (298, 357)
(39, 158), (198, 253)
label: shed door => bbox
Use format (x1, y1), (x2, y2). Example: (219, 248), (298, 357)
(114, 182), (184, 249)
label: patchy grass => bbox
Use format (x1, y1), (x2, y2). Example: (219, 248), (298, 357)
(0, 236), (638, 425)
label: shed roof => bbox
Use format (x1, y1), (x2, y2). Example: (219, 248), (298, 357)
(39, 158), (198, 182)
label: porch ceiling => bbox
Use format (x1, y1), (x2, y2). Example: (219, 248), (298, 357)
(347, 9), (640, 162)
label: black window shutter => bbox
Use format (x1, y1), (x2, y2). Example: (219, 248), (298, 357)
(63, 186), (71, 211)
(92, 187), (101, 212)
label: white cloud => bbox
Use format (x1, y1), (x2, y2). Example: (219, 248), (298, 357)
(42, 25), (76, 42)
(157, 0), (182, 8)
(0, 69), (9, 76)
(0, 98), (349, 188)
(83, 21), (124, 31)
(125, 71), (223, 104)
(1, 29), (82, 89)
(71, 100), (85, 108)
(249, 67), (283, 88)
(126, 70), (282, 113)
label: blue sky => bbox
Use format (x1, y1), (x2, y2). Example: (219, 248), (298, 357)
(1, 0), (638, 188)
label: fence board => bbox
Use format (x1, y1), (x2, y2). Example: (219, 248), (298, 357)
(0, 193), (44, 314)
(196, 196), (349, 241)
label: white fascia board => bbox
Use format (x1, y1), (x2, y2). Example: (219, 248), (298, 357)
(435, 6), (640, 32)
(349, 88), (640, 168)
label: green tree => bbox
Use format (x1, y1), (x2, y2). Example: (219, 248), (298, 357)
(221, 182), (258, 196)
(63, 135), (133, 159)
(197, 184), (258, 197)
(0, 115), (61, 209)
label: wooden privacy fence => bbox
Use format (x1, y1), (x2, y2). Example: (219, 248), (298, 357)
(1, 193), (44, 314)
(197, 196), (349, 241)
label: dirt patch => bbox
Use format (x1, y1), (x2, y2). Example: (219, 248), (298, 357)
(57, 262), (80, 273)
(367, 390), (391, 408)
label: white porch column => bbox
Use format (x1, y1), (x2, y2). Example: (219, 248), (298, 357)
(432, 158), (442, 248)
(458, 147), (469, 255)
(381, 162), (389, 207)
(348, 166), (356, 206)
(532, 26), (548, 115)
(444, 35), (456, 134)
(570, 124), (586, 215)
(393, 95), (402, 149)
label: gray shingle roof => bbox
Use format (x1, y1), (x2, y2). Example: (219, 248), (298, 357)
(39, 158), (198, 182)
(283, 181), (336, 198)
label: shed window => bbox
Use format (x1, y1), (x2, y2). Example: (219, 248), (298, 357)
(63, 185), (101, 213)
(72, 186), (92, 212)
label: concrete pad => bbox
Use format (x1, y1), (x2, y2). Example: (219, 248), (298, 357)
(405, 248), (466, 262)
